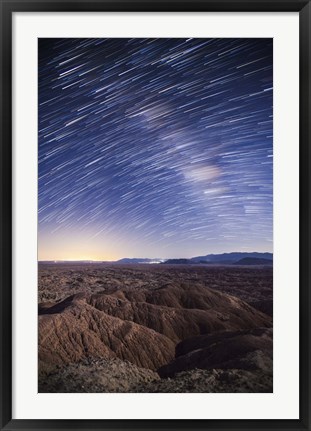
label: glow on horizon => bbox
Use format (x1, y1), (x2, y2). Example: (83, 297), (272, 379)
(38, 231), (273, 261)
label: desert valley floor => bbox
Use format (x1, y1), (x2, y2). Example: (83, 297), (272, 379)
(38, 263), (273, 393)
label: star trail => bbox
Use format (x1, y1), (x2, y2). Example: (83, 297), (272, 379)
(38, 38), (273, 261)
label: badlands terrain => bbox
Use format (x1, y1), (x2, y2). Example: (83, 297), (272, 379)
(38, 263), (273, 392)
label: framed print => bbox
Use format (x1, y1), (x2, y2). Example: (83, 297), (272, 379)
(1, 1), (310, 430)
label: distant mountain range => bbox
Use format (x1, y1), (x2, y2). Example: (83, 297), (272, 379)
(190, 252), (273, 265)
(116, 252), (273, 266)
(40, 252), (273, 266)
(233, 257), (273, 266)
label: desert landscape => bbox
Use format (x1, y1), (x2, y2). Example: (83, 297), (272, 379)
(38, 261), (273, 393)
(38, 38), (273, 394)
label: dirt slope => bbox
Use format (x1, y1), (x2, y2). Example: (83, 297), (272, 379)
(39, 299), (175, 371)
(159, 327), (273, 377)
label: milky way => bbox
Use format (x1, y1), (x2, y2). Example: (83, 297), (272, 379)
(38, 38), (273, 260)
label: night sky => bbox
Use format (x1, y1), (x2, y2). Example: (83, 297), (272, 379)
(38, 38), (273, 261)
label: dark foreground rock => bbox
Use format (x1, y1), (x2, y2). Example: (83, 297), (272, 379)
(133, 368), (272, 393)
(39, 359), (272, 393)
(39, 358), (160, 393)
(159, 327), (273, 377)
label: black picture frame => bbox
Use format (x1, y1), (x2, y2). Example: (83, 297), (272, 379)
(1, 1), (310, 430)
